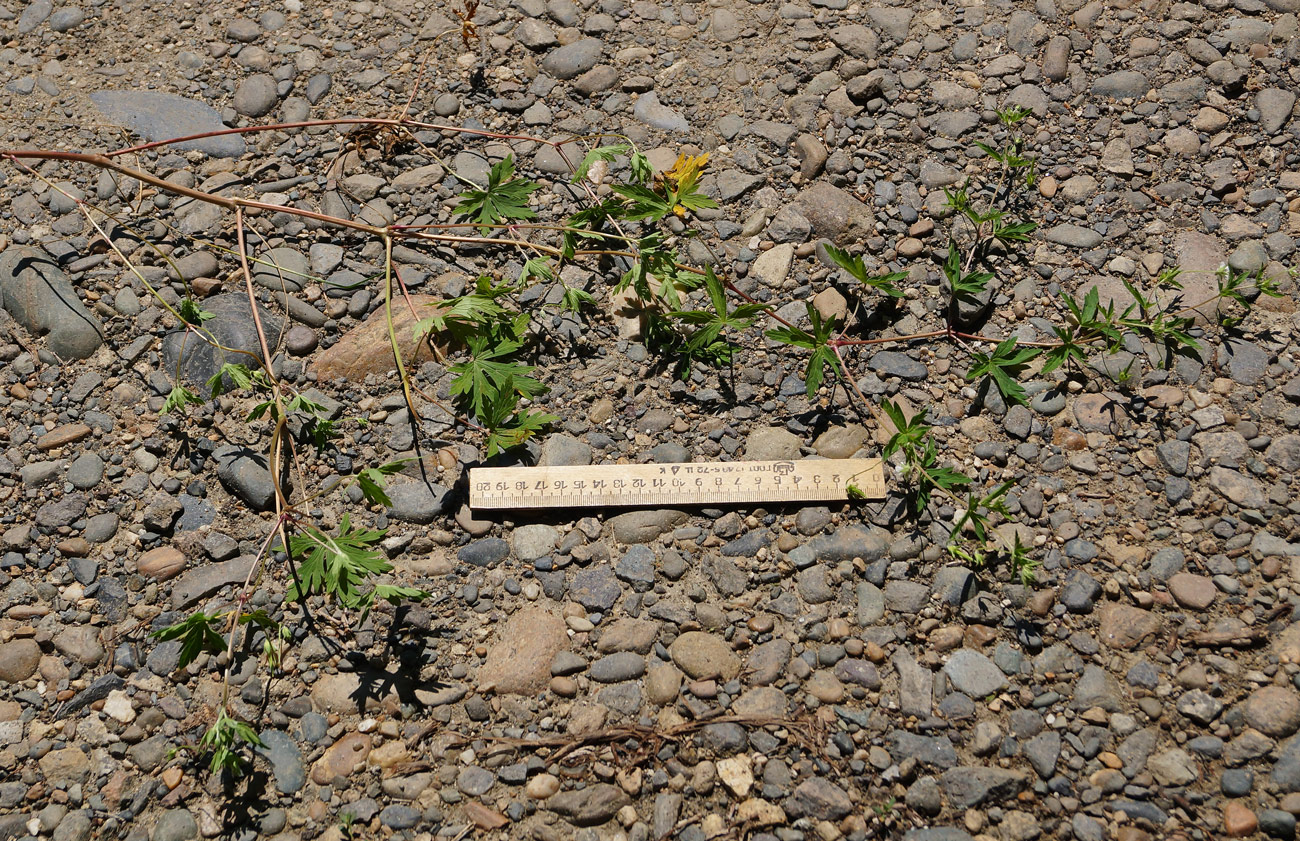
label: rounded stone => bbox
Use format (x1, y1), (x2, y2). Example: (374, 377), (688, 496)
(232, 75), (279, 117)
(526, 773), (560, 799)
(1243, 686), (1300, 737)
(284, 325), (318, 356)
(0, 639), (42, 683)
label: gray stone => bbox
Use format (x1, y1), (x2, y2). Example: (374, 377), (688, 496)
(457, 537), (509, 567)
(1024, 731), (1060, 779)
(214, 445), (276, 512)
(161, 292), (284, 387)
(1258, 88), (1297, 135)
(386, 481), (451, 524)
(232, 74), (279, 117)
(541, 39), (603, 80)
(808, 524), (890, 563)
(785, 778), (853, 820)
(1092, 71), (1148, 98)
(633, 92), (689, 133)
(944, 649), (1007, 698)
(939, 766), (1025, 809)
(255, 730), (306, 794)
(1043, 224), (1102, 248)
(89, 91), (245, 157)
(1060, 571), (1101, 612)
(66, 453), (104, 490)
(0, 247), (104, 360)
(152, 810), (197, 841)
(547, 783), (630, 826)
(609, 510), (687, 544)
(170, 556), (256, 610)
(589, 652), (645, 683)
(870, 351), (927, 380)
(571, 565), (621, 611)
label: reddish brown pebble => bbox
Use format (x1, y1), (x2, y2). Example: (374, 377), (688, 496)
(747, 615), (774, 634)
(1223, 802), (1258, 837)
(137, 547), (187, 581)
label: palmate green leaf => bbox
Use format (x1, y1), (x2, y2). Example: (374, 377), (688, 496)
(561, 286), (594, 313)
(570, 143), (630, 184)
(453, 155), (539, 234)
(353, 459), (410, 507)
(178, 297), (215, 326)
(151, 612), (227, 671)
(766, 302), (840, 397)
(630, 150), (654, 184)
(823, 243), (906, 298)
(163, 385), (203, 415)
(418, 276), (511, 340)
(966, 337), (1039, 406)
(610, 184), (672, 221)
(287, 515), (391, 608)
(199, 709), (263, 777)
(206, 363), (255, 399)
(518, 255), (555, 285)
(485, 408), (559, 458)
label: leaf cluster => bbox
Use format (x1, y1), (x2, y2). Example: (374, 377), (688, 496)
(454, 155), (539, 235)
(766, 303), (841, 398)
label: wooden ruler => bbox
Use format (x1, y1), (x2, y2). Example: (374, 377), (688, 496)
(469, 459), (886, 510)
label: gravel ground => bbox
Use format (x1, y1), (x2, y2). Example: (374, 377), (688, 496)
(2, 1), (1300, 841)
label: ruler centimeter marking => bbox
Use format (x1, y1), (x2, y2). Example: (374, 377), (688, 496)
(469, 459), (886, 510)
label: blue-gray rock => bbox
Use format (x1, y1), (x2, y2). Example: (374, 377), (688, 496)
(944, 649), (1007, 697)
(539, 433), (592, 466)
(546, 783), (630, 826)
(49, 8), (85, 31)
(785, 778), (853, 820)
(89, 91), (245, 158)
(1072, 665), (1122, 711)
(633, 92), (689, 133)
(151, 810), (197, 841)
(457, 766), (495, 796)
(1259, 809), (1296, 839)
(540, 39), (603, 80)
(615, 545), (655, 591)
(1060, 570), (1101, 612)
(378, 805), (420, 829)
(233, 74), (279, 117)
(161, 292), (284, 387)
(17, 0), (52, 33)
(1258, 88), (1297, 135)
(252, 247), (310, 292)
(571, 564), (621, 611)
(1043, 224), (1102, 248)
(857, 581), (885, 625)
(1024, 730), (1060, 778)
(807, 524), (890, 563)
(1274, 734), (1300, 791)
(255, 730), (306, 794)
(387, 481), (451, 524)
(608, 509), (687, 544)
(214, 445), (276, 511)
(170, 556), (255, 610)
(1092, 71), (1148, 98)
(870, 350), (927, 380)
(939, 766), (1025, 808)
(903, 829), (974, 841)
(66, 453), (104, 490)
(0, 247), (104, 360)
(35, 494), (86, 529)
(888, 731), (958, 769)
(589, 652), (645, 683)
(458, 537), (509, 566)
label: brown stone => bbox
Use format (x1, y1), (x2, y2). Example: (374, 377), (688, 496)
(310, 732), (372, 784)
(1242, 685), (1300, 737)
(794, 182), (874, 241)
(1223, 802), (1258, 837)
(37, 423), (92, 452)
(1072, 393), (1127, 434)
(477, 607), (569, 696)
(670, 631), (741, 681)
(0, 639), (42, 684)
(138, 547), (188, 581)
(311, 294), (447, 382)
(1167, 572), (1216, 610)
(56, 538), (90, 557)
(1099, 604), (1161, 650)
